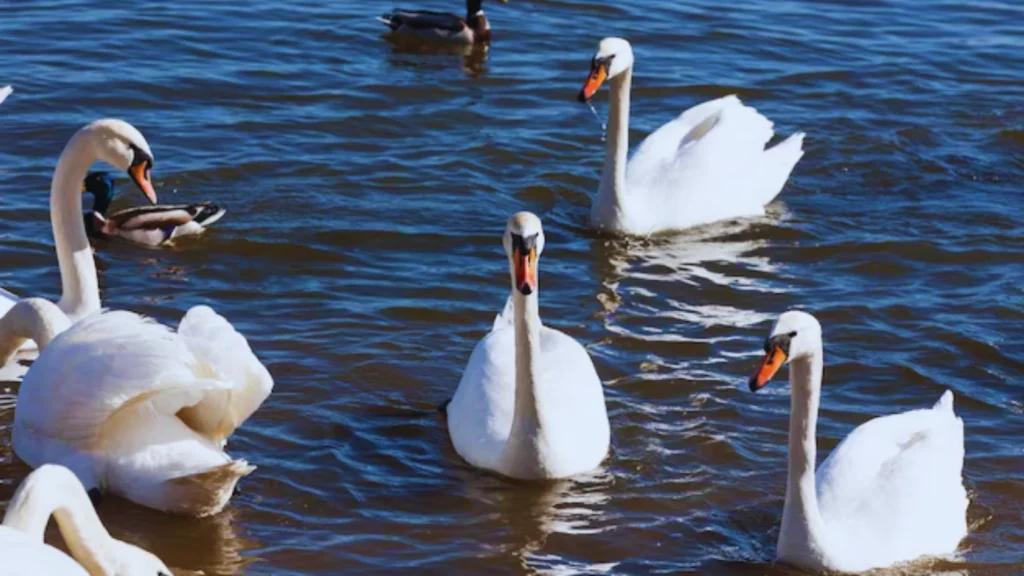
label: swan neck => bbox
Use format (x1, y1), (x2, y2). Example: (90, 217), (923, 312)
(502, 290), (549, 474)
(781, 350), (829, 555)
(596, 68), (632, 221)
(0, 299), (71, 365)
(2, 468), (116, 574)
(52, 132), (101, 322)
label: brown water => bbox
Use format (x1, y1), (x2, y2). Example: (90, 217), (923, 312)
(1, 0), (1022, 574)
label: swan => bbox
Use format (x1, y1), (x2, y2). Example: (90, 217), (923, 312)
(0, 85), (12, 106)
(0, 119), (158, 340)
(83, 171), (226, 246)
(749, 310), (968, 572)
(8, 302), (273, 517)
(445, 212), (610, 479)
(378, 0), (507, 44)
(1, 464), (170, 576)
(577, 38), (806, 235)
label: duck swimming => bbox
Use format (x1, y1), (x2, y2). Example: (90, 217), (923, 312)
(83, 171), (226, 247)
(378, 0), (507, 44)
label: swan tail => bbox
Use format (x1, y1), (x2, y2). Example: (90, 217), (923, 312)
(933, 389), (955, 413)
(759, 131), (805, 205)
(158, 459), (254, 517)
(0, 85), (11, 106)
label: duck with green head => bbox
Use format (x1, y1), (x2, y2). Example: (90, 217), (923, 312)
(83, 172), (226, 247)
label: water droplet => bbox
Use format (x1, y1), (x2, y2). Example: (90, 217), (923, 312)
(586, 100), (607, 143)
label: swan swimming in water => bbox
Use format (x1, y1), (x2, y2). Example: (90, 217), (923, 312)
(749, 310), (968, 572)
(577, 38), (805, 235)
(445, 212), (610, 479)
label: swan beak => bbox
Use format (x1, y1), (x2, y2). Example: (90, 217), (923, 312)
(750, 346), (787, 392)
(578, 60), (608, 102)
(128, 160), (158, 204)
(514, 247), (538, 295)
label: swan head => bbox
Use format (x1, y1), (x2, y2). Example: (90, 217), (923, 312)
(79, 119), (157, 205)
(503, 211), (545, 296)
(578, 37), (634, 102)
(749, 310), (822, 392)
(103, 538), (173, 576)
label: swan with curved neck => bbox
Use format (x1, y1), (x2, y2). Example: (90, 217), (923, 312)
(1, 464), (170, 575)
(577, 38), (805, 235)
(446, 212), (609, 479)
(749, 310), (968, 572)
(0, 119), (157, 344)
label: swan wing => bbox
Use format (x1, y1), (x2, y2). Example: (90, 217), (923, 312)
(815, 391), (967, 568)
(175, 305), (274, 445)
(491, 294), (515, 331)
(625, 95), (804, 230)
(447, 326), (517, 471)
(0, 86), (11, 106)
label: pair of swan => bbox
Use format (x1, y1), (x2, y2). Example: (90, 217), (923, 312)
(1, 465), (170, 575)
(750, 311), (968, 572)
(0, 119), (273, 517)
(578, 38), (806, 235)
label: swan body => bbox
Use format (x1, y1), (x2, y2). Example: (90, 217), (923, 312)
(12, 306), (273, 517)
(578, 38), (805, 235)
(750, 310), (968, 572)
(1, 464), (170, 576)
(84, 172), (226, 246)
(378, 0), (506, 44)
(447, 212), (609, 479)
(0, 85), (12, 106)
(0, 119), (158, 362)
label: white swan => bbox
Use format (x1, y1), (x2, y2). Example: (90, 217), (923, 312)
(0, 118), (159, 354)
(749, 310), (968, 572)
(10, 303), (273, 517)
(446, 212), (610, 479)
(1, 464), (170, 576)
(577, 38), (806, 235)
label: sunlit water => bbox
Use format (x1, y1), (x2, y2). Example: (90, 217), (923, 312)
(0, 0), (1021, 574)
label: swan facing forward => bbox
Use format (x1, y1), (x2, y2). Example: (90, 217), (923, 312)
(11, 305), (273, 517)
(749, 311), (967, 572)
(578, 38), (805, 235)
(446, 212), (610, 479)
(1, 465), (170, 576)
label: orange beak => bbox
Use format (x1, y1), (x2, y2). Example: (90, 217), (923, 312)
(514, 248), (538, 295)
(128, 161), (157, 205)
(749, 346), (787, 392)
(577, 61), (608, 102)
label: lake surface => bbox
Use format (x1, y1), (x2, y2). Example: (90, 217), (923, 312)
(1, 0), (1021, 574)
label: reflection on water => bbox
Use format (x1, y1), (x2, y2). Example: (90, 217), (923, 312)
(386, 37), (491, 77)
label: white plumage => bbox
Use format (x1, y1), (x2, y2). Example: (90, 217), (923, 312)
(447, 213), (610, 479)
(580, 38), (805, 235)
(751, 311), (968, 572)
(14, 306), (273, 517)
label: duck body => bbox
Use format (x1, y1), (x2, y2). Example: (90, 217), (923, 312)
(750, 311), (967, 572)
(378, 0), (505, 44)
(446, 212), (609, 479)
(13, 305), (273, 517)
(84, 172), (225, 247)
(579, 39), (805, 235)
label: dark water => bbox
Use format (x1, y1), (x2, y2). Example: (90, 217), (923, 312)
(1, 0), (1022, 574)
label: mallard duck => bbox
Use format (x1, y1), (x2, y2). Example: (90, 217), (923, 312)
(83, 171), (226, 246)
(378, 0), (507, 44)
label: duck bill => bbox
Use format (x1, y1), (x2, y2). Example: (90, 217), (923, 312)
(749, 347), (787, 392)
(514, 249), (537, 296)
(577, 63), (608, 103)
(128, 161), (157, 204)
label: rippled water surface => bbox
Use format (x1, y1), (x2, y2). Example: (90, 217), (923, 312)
(1, 0), (1022, 574)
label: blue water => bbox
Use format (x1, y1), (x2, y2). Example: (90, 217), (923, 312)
(0, 0), (1021, 574)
